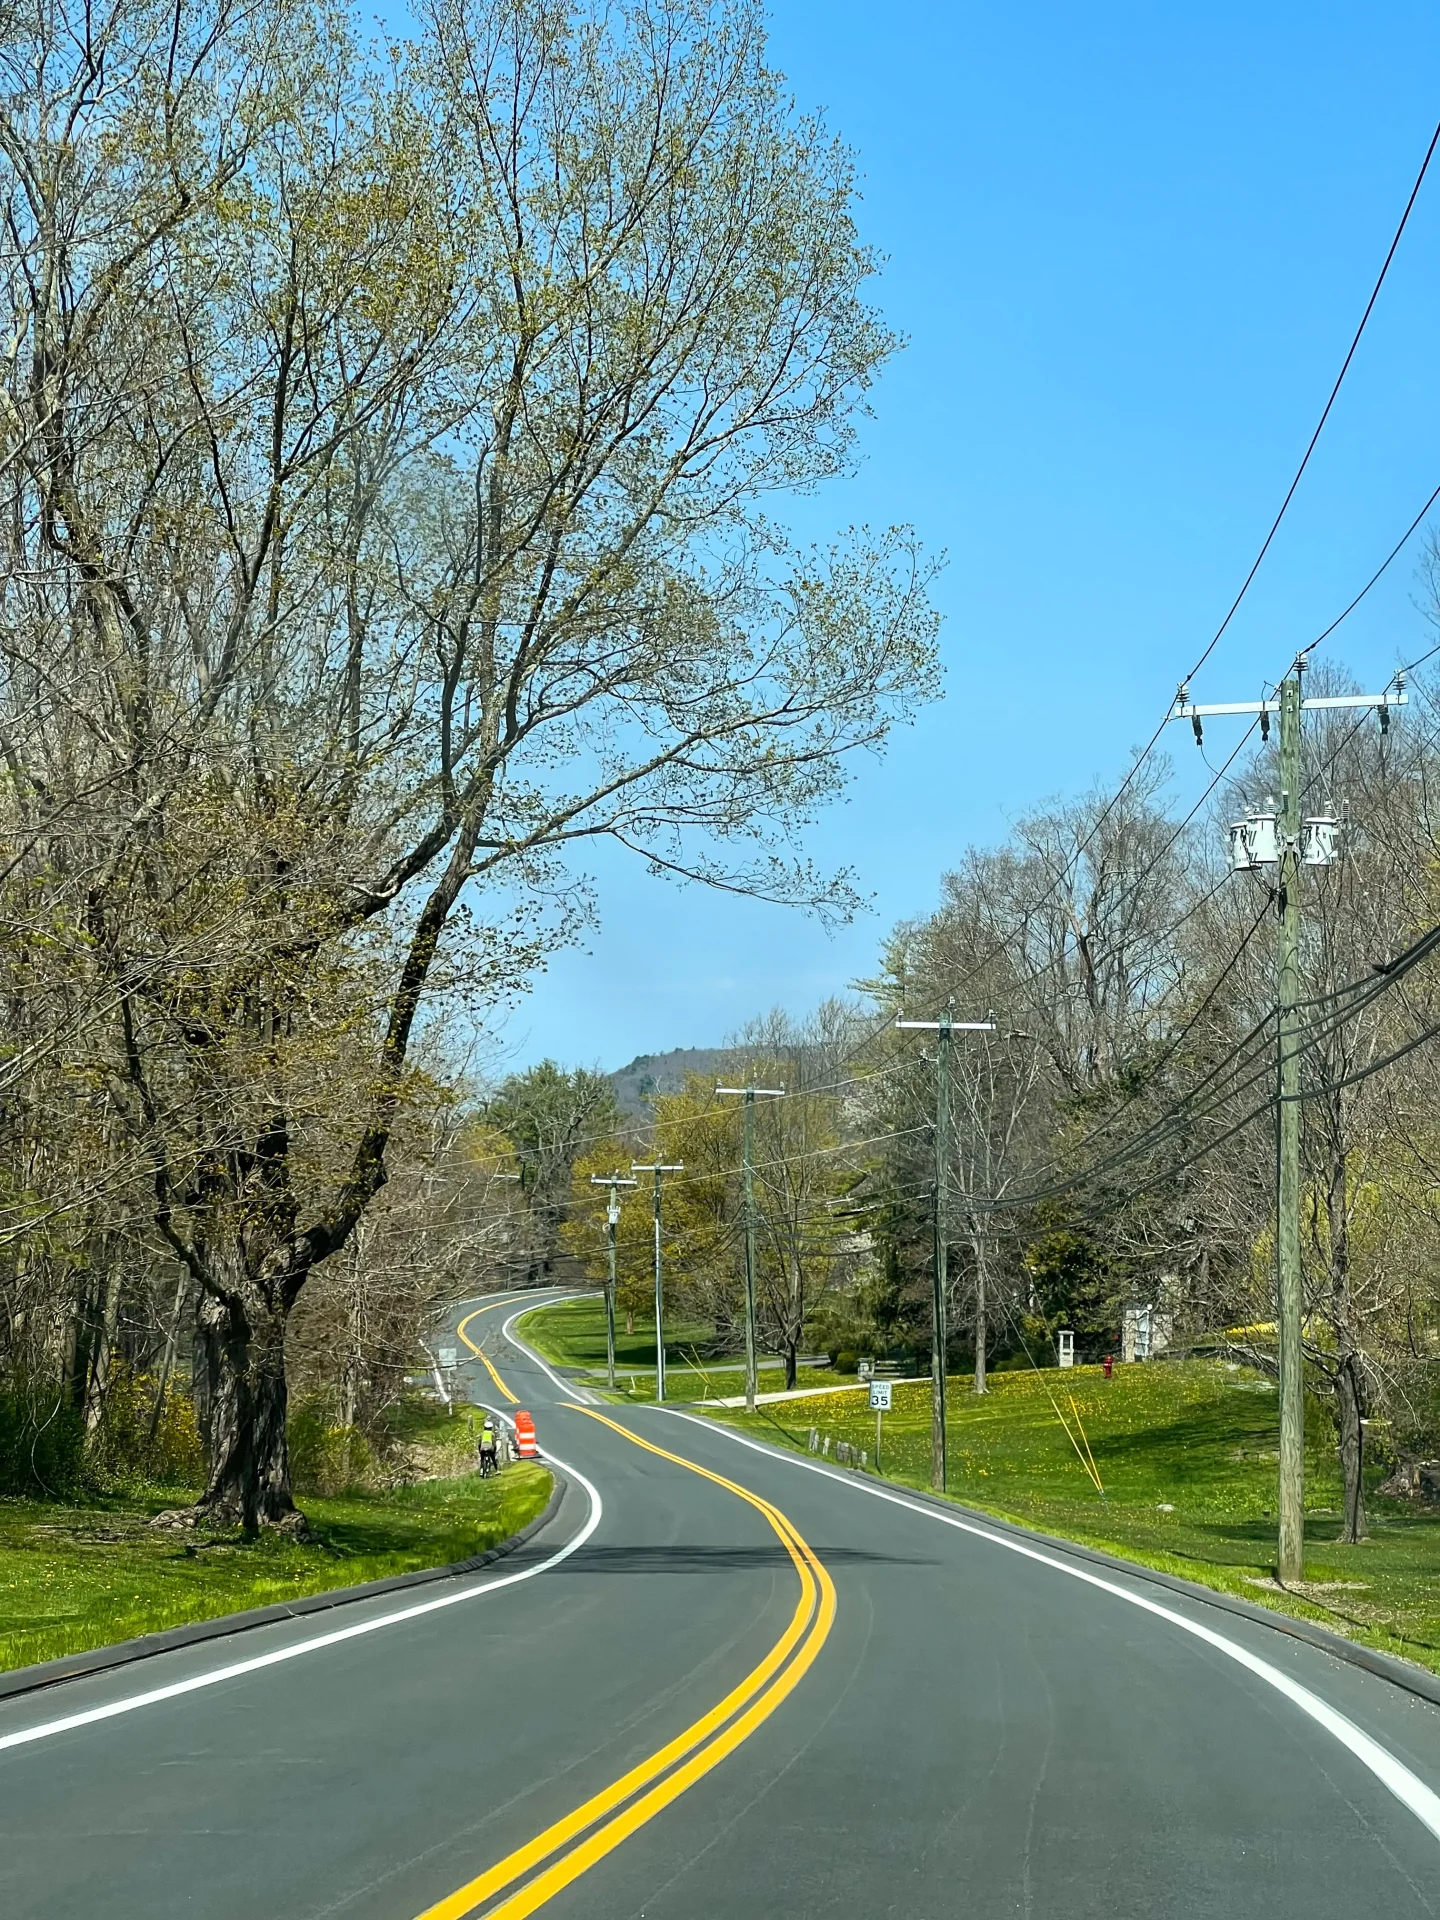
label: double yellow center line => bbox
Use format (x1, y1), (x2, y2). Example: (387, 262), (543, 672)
(413, 1405), (837, 1920)
(456, 1300), (521, 1404)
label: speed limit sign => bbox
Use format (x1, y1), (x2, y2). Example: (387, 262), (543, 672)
(868, 1380), (892, 1411)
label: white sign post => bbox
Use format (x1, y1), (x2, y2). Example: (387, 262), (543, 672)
(438, 1346), (458, 1371)
(869, 1379), (891, 1472)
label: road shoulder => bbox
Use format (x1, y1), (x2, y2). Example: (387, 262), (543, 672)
(0, 1464), (562, 1704)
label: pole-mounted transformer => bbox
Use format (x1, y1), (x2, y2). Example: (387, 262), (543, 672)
(1227, 807), (1341, 871)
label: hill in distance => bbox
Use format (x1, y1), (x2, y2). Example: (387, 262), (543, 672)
(607, 1047), (730, 1116)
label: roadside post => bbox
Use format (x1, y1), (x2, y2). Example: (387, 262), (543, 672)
(869, 1377), (892, 1473)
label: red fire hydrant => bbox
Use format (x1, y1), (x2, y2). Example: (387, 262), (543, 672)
(1103, 1354), (1114, 1380)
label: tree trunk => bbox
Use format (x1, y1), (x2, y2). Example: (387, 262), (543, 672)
(65, 1271), (92, 1412)
(193, 1290), (301, 1533)
(84, 1257), (123, 1436)
(1321, 1131), (1366, 1545)
(1335, 1353), (1368, 1545)
(786, 1250), (803, 1392)
(340, 1241), (364, 1432)
(148, 1269), (190, 1441)
(972, 1229), (988, 1395)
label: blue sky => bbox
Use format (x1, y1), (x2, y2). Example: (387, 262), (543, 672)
(492, 0), (1440, 1075)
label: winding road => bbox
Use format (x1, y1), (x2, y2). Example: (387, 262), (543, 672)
(4, 1286), (1440, 1917)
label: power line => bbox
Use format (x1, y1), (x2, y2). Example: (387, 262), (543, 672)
(1298, 479), (1440, 662)
(879, 721), (1262, 1041)
(831, 114), (1440, 1069)
(1400, 639), (1440, 678)
(1194, 113), (1440, 687)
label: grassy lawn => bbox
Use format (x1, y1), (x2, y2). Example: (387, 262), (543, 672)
(517, 1295), (723, 1373)
(711, 1360), (1440, 1678)
(0, 1460), (552, 1675)
(617, 1360), (857, 1405)
(515, 1296), (848, 1402)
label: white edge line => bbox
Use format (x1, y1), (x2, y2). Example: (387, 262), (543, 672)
(659, 1407), (1440, 1846)
(0, 1450), (602, 1756)
(503, 1298), (600, 1405)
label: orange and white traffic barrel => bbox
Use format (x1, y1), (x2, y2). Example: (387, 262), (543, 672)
(514, 1410), (537, 1458)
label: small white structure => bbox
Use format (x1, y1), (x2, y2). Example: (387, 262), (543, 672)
(1228, 811), (1279, 869)
(1057, 1328), (1075, 1369)
(1229, 809), (1341, 872)
(1302, 815), (1341, 866)
(1122, 1304), (1171, 1362)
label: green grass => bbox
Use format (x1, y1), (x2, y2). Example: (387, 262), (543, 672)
(616, 1359), (858, 1405)
(517, 1296), (723, 1373)
(711, 1360), (1440, 1678)
(515, 1296), (848, 1402)
(0, 1461), (552, 1674)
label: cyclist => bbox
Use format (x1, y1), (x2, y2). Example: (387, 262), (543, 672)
(478, 1419), (499, 1477)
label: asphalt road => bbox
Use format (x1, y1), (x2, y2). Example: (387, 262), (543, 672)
(5, 1287), (1440, 1918)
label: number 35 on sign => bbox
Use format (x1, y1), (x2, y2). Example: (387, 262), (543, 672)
(868, 1381), (892, 1411)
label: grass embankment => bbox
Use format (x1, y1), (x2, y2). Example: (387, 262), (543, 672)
(0, 1411), (552, 1675)
(714, 1360), (1440, 1678)
(515, 1295), (842, 1402)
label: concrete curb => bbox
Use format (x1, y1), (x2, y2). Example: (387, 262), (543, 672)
(698, 1413), (1440, 1711)
(0, 1466), (567, 1705)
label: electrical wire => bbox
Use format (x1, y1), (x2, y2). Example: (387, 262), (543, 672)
(812, 119), (1440, 1073)
(1298, 478), (1440, 661)
(882, 717), (1262, 1045)
(1400, 639), (1440, 678)
(1289, 1010), (1440, 1102)
(1199, 113), (1440, 686)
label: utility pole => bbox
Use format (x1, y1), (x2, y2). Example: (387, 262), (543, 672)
(590, 1172), (637, 1391)
(895, 1013), (995, 1492)
(632, 1161), (683, 1403)
(716, 1085), (785, 1412)
(1171, 665), (1405, 1584)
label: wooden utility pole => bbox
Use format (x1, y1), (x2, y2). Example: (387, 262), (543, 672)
(632, 1161), (683, 1403)
(590, 1172), (637, 1391)
(895, 1013), (995, 1491)
(1275, 673), (1305, 1585)
(716, 1086), (784, 1411)
(1171, 666), (1405, 1584)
